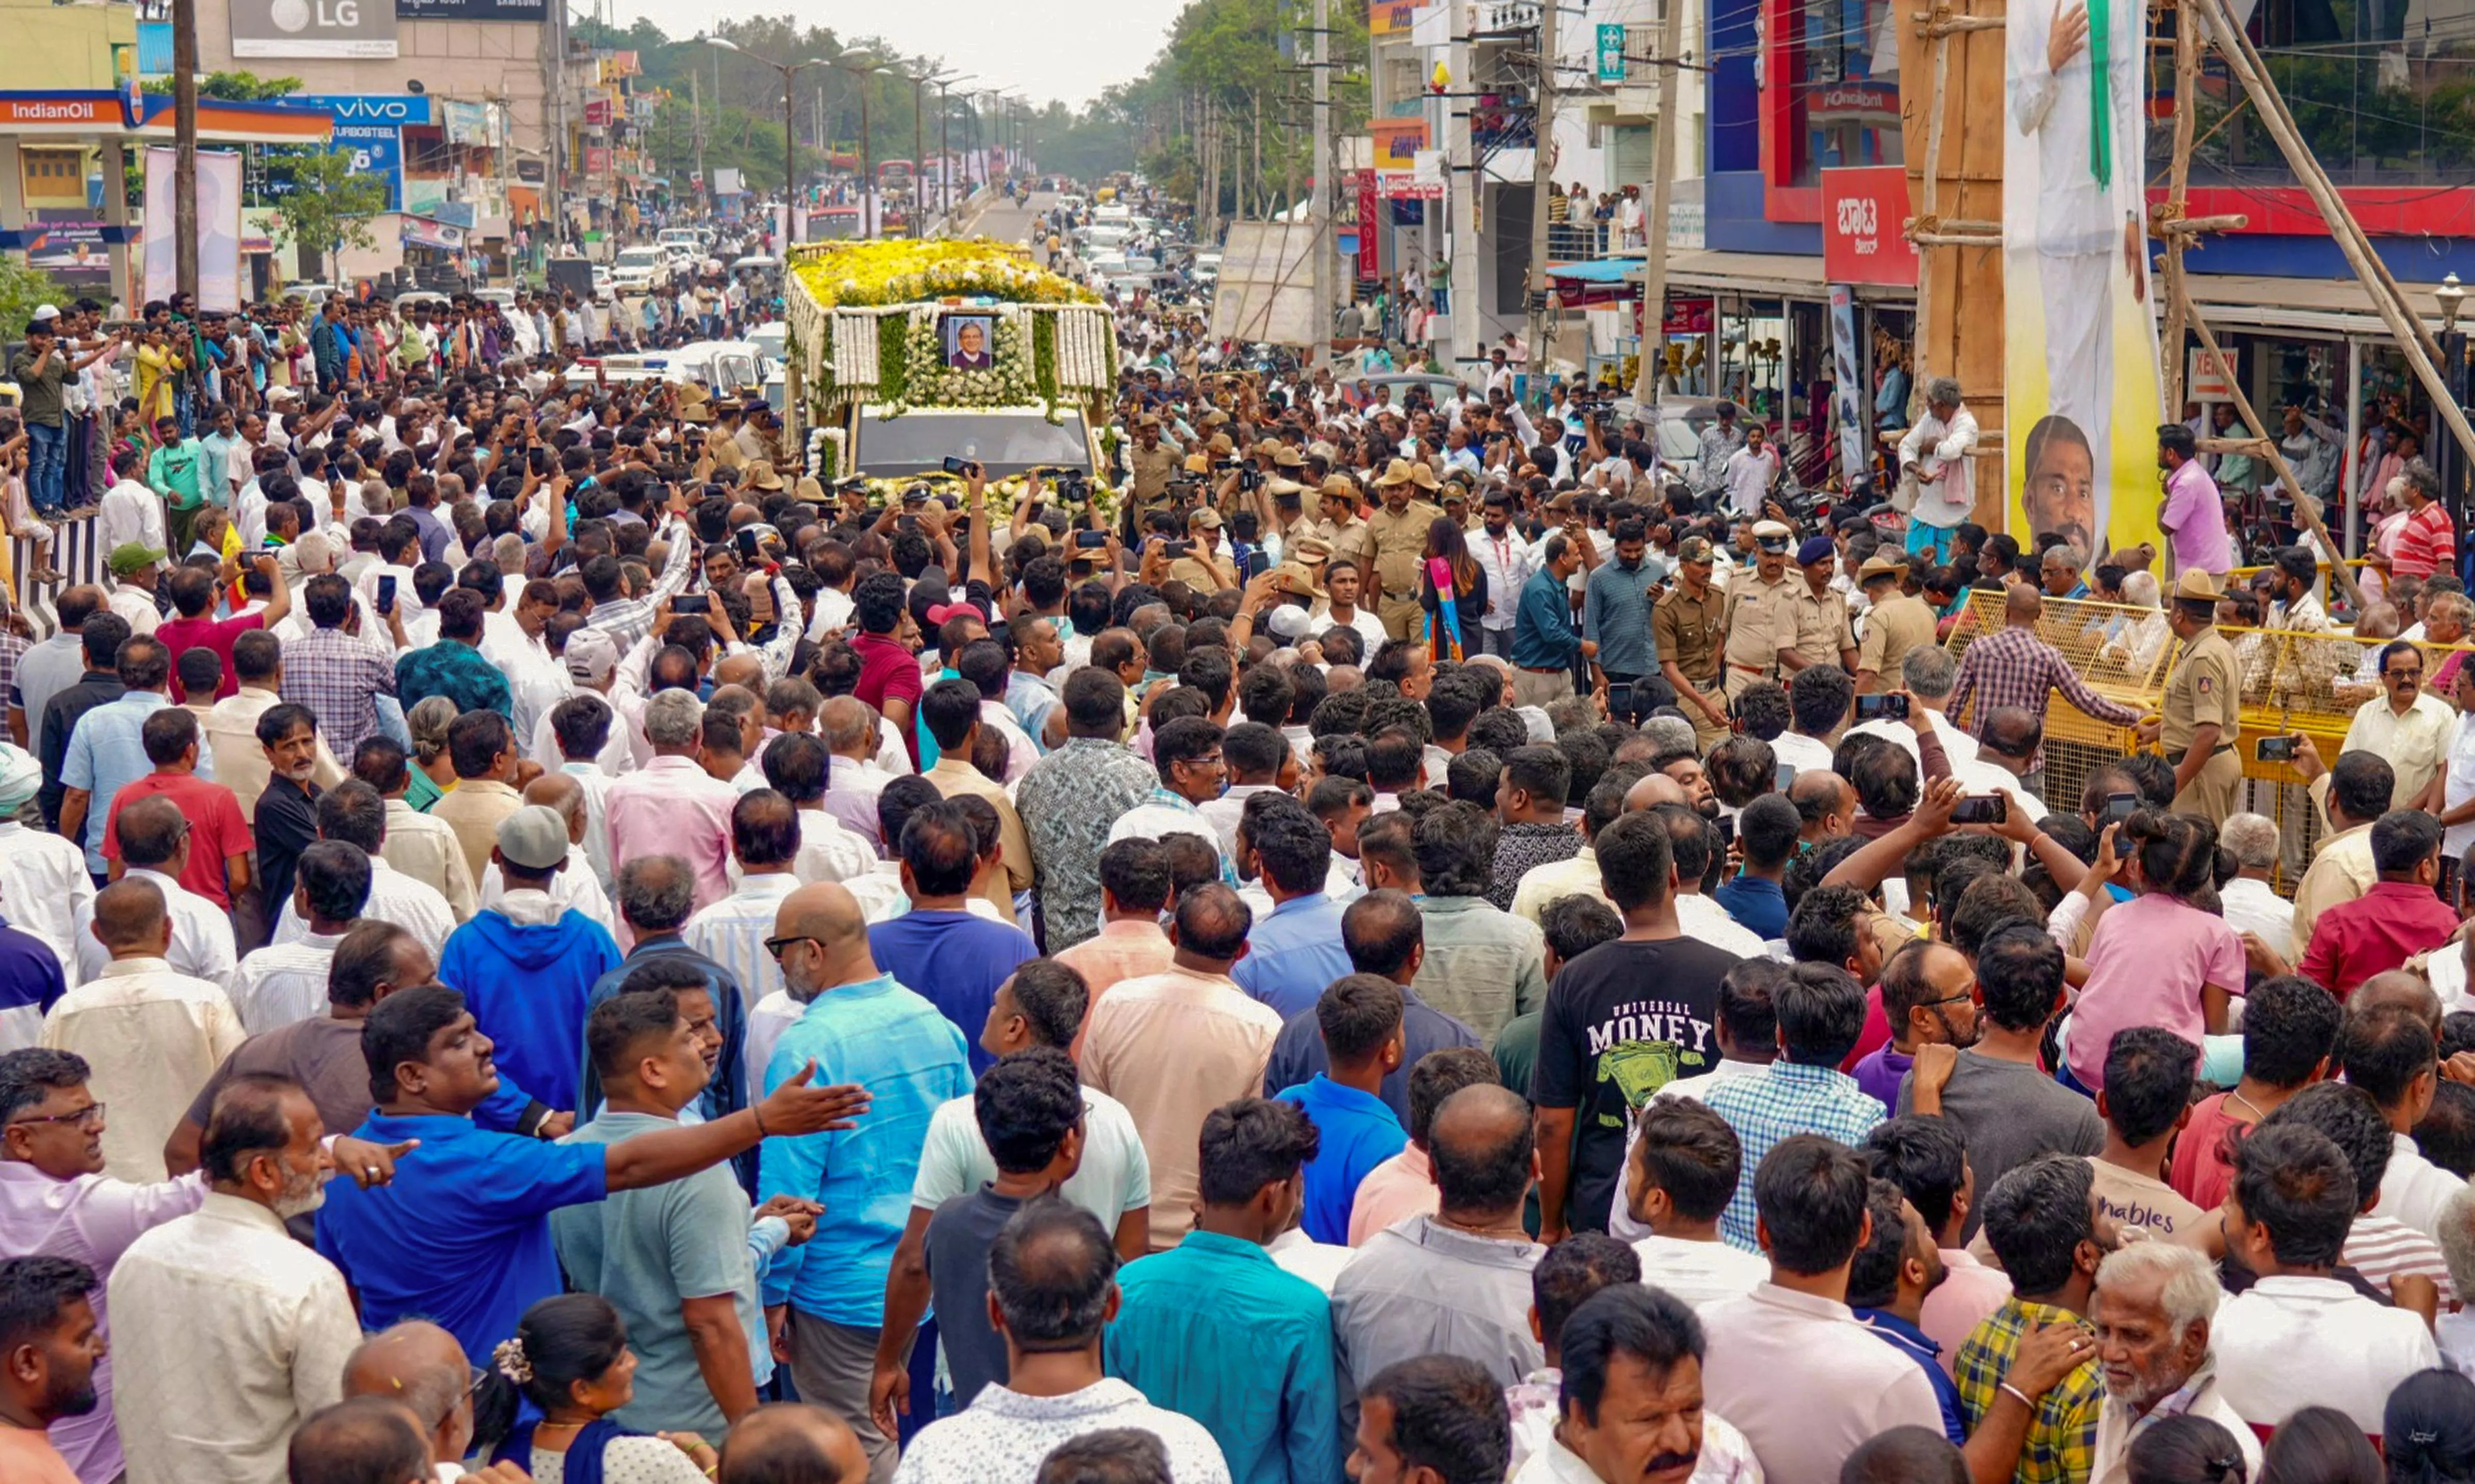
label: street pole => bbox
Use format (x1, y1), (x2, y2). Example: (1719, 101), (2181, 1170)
(939, 81), (952, 226)
(911, 72), (926, 239)
(784, 65), (797, 243)
(172, 0), (197, 302)
(1447, 2), (1479, 377)
(690, 70), (706, 205)
(1631, 0), (1686, 404)
(1311, 0), (1331, 370)
(1522, 0), (1556, 386)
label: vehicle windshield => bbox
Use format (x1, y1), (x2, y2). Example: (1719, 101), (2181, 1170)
(854, 409), (1091, 478)
(617, 249), (664, 268)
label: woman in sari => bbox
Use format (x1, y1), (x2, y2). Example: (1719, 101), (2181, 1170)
(489, 1294), (718, 1484)
(1417, 514), (1488, 662)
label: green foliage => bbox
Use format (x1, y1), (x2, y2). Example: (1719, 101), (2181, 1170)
(268, 150), (391, 279)
(878, 319), (908, 406)
(199, 72), (304, 101)
(1032, 311), (1060, 407)
(0, 259), (67, 335)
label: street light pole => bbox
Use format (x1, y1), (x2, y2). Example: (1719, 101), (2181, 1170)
(705, 37), (824, 247)
(833, 57), (881, 238)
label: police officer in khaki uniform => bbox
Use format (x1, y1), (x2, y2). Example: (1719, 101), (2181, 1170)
(1167, 507), (1241, 590)
(1852, 554), (1936, 693)
(1789, 534), (1856, 674)
(1126, 415), (1177, 504)
(1364, 458), (1444, 641)
(1720, 520), (1801, 705)
(1654, 535), (1730, 748)
(1313, 473), (1367, 555)
(2137, 568), (2245, 825)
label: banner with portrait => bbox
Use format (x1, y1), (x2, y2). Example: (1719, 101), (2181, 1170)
(2002, 0), (2165, 563)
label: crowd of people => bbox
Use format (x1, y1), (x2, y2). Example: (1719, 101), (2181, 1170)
(7, 270), (2475, 1484)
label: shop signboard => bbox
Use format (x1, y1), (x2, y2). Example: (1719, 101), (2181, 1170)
(1596, 23), (1625, 83)
(1370, 0), (1429, 34)
(393, 0), (542, 19)
(1820, 165), (1916, 287)
(2188, 345), (2235, 402)
(1368, 118), (1427, 171)
(290, 94), (425, 211)
(230, 0), (398, 58)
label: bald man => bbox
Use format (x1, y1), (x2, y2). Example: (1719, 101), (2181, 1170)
(1789, 768), (1858, 844)
(42, 876), (245, 1181)
(820, 695), (898, 847)
(720, 1403), (870, 1484)
(286, 1397), (437, 1484)
(1622, 770), (1688, 814)
(1333, 1082), (1547, 1382)
(476, 772), (614, 927)
(758, 880), (971, 1483)
(342, 1320), (486, 1474)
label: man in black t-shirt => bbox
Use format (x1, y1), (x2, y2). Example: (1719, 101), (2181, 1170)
(1533, 808), (1742, 1239)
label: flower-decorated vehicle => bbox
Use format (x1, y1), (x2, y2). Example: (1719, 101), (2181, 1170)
(782, 238), (1121, 518)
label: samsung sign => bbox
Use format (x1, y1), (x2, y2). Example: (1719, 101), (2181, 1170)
(289, 95), (428, 211)
(231, 0), (398, 57)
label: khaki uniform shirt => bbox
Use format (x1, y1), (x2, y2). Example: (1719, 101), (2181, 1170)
(1722, 572), (1800, 674)
(1790, 585), (1851, 670)
(1364, 501), (1443, 598)
(1127, 442), (1178, 503)
(1856, 593), (1938, 689)
(1653, 584), (1726, 687)
(2160, 628), (2241, 754)
(1168, 552), (1240, 591)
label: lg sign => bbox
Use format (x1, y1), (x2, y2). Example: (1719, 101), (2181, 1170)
(267, 0), (364, 28)
(233, 0), (397, 59)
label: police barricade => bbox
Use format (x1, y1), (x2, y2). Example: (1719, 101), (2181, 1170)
(1941, 588), (2475, 895)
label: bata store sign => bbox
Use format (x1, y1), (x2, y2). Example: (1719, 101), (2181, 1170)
(1821, 166), (1918, 288)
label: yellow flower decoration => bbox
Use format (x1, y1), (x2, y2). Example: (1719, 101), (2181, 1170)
(789, 238), (1099, 310)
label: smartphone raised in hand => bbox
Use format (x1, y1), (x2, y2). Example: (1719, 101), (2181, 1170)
(673, 594), (710, 615)
(1950, 795), (2009, 827)
(375, 574), (397, 616)
(1854, 693), (1910, 722)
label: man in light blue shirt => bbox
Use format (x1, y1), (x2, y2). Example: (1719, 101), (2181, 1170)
(1232, 799), (1355, 1018)
(552, 977), (816, 1434)
(759, 878), (971, 1482)
(1106, 1096), (1344, 1484)
(58, 635), (177, 873)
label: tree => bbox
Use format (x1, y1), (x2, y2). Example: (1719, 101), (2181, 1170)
(268, 150), (390, 284)
(0, 259), (67, 334)
(198, 71), (303, 101)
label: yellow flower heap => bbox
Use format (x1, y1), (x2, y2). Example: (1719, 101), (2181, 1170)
(789, 238), (1100, 309)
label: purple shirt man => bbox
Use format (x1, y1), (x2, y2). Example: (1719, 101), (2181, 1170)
(2162, 456), (2232, 576)
(1850, 1043), (1911, 1115)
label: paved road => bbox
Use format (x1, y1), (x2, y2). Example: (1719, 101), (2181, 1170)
(958, 190), (1058, 249)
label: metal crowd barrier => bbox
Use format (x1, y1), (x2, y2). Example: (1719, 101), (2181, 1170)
(1942, 588), (2475, 894)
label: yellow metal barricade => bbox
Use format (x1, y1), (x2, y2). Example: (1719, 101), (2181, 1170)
(1941, 589), (2474, 894)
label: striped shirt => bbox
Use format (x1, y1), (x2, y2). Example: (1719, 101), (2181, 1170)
(2394, 500), (2457, 581)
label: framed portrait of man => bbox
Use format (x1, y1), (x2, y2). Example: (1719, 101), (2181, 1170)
(943, 314), (996, 370)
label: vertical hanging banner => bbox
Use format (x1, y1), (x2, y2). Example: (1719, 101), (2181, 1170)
(1828, 284), (1869, 486)
(143, 146), (243, 311)
(2003, 0), (2164, 559)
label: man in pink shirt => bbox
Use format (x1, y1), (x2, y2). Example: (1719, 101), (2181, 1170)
(606, 689), (738, 911)
(1054, 839), (1178, 1050)
(1347, 1046), (1497, 1244)
(1868, 1114), (2010, 1376)
(2157, 424), (2233, 579)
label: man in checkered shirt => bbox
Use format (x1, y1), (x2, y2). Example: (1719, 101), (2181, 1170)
(1948, 582), (2143, 799)
(279, 574), (399, 761)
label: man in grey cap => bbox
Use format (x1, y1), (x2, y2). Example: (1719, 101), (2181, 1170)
(433, 803), (623, 1113)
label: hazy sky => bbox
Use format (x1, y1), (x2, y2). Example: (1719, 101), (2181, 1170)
(606, 0), (1187, 109)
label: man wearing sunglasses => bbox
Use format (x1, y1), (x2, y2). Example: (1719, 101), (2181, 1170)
(0, 1046), (415, 1484)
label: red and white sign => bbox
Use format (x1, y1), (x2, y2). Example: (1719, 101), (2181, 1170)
(2188, 346), (2236, 401)
(1820, 165), (1918, 288)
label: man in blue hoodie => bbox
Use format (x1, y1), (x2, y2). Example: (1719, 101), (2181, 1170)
(438, 804), (621, 1111)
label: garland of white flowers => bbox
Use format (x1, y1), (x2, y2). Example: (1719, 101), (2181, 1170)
(828, 312), (880, 397)
(1048, 306), (1117, 394)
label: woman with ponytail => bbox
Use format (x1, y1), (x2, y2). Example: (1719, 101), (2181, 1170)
(2385, 1369), (2475, 1484)
(2061, 809), (2246, 1095)
(2130, 1414), (2252, 1484)
(489, 1294), (717, 1483)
